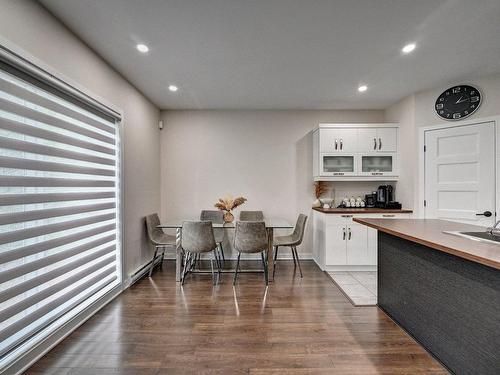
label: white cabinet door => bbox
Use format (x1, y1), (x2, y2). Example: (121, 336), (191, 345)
(325, 225), (347, 265)
(346, 224), (369, 265)
(377, 128), (398, 152)
(358, 153), (397, 177)
(320, 154), (357, 176)
(319, 129), (357, 152)
(357, 128), (378, 152)
(424, 122), (496, 226)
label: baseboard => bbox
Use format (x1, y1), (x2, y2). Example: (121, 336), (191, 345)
(124, 255), (163, 288)
(3, 285), (122, 375)
(323, 265), (377, 272)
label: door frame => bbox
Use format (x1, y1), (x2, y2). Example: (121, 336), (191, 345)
(417, 115), (500, 221)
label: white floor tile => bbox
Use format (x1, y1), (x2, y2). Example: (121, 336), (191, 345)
(329, 274), (359, 285)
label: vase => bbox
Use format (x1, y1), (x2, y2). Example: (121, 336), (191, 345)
(223, 211), (234, 223)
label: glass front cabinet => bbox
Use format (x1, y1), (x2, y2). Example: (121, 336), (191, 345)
(320, 154), (356, 176)
(358, 153), (397, 177)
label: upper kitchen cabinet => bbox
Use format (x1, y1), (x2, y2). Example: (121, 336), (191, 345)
(313, 124), (399, 181)
(319, 128), (357, 152)
(357, 127), (398, 152)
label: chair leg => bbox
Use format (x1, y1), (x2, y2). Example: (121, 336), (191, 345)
(181, 251), (190, 285)
(291, 246), (297, 268)
(293, 246), (303, 278)
(214, 250), (221, 284)
(233, 253), (241, 286)
(261, 252), (269, 286)
(273, 246), (279, 279)
(160, 246), (166, 269)
(219, 242), (226, 265)
(210, 257), (216, 286)
(148, 248), (159, 277)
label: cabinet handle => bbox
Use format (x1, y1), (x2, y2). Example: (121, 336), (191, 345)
(335, 139), (338, 150)
(378, 138), (382, 150)
(340, 139), (343, 150)
(374, 138), (377, 150)
(348, 227), (352, 240)
(342, 227), (346, 240)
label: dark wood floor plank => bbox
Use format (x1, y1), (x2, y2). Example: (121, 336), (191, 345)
(24, 260), (447, 374)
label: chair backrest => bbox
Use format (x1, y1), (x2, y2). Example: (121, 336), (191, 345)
(145, 213), (163, 245)
(233, 221), (268, 253)
(239, 210), (264, 221)
(181, 221), (216, 253)
(200, 210), (224, 223)
(292, 214), (308, 245)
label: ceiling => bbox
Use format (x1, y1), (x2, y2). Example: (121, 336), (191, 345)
(40, 0), (500, 110)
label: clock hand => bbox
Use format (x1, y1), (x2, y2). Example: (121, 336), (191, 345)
(455, 96), (469, 104)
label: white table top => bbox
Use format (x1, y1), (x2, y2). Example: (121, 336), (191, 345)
(157, 218), (293, 229)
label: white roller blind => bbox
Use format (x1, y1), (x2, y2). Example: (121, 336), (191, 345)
(0, 67), (121, 362)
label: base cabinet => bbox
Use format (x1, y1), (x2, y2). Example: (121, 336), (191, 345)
(313, 211), (411, 271)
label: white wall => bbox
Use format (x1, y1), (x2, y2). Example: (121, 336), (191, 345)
(0, 0), (161, 277)
(160, 109), (385, 258)
(385, 72), (500, 215)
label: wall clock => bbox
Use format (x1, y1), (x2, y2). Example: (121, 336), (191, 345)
(435, 85), (481, 120)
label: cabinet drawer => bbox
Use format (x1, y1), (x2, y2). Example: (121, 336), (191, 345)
(353, 213), (411, 219)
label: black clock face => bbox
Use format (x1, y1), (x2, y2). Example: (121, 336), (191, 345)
(435, 85), (481, 120)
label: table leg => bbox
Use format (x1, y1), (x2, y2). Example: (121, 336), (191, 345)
(175, 227), (182, 282)
(267, 227), (274, 282)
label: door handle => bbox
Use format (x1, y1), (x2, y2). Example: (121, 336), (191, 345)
(342, 227), (346, 240)
(348, 228), (352, 240)
(476, 211), (493, 217)
(378, 138), (382, 150)
(335, 139), (338, 150)
(373, 138), (377, 150)
(340, 139), (343, 150)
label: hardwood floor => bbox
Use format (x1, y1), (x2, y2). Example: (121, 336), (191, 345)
(25, 260), (447, 374)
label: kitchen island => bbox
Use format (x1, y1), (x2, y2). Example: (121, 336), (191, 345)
(353, 218), (500, 375)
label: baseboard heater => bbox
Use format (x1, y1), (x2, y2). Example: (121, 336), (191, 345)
(128, 255), (163, 287)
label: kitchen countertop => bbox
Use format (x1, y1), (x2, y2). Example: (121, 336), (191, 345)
(313, 207), (413, 214)
(353, 218), (500, 270)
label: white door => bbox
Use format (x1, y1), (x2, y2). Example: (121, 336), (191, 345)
(424, 122), (496, 227)
(346, 224), (369, 265)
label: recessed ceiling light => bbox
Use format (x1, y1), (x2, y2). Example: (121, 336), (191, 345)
(136, 44), (149, 53)
(358, 85), (368, 93)
(402, 43), (416, 54)
(168, 85), (178, 92)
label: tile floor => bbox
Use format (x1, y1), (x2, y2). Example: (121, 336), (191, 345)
(327, 271), (377, 306)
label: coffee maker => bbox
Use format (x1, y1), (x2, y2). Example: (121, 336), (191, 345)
(376, 185), (394, 208)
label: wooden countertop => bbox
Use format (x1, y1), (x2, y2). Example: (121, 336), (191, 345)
(313, 207), (413, 214)
(353, 218), (500, 270)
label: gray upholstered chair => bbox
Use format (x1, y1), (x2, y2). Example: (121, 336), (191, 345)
(145, 213), (176, 277)
(233, 221), (269, 286)
(200, 210), (225, 264)
(273, 214), (307, 278)
(239, 210), (264, 221)
(181, 221), (220, 285)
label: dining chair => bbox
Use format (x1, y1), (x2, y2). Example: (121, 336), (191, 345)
(181, 221), (220, 285)
(233, 221), (269, 286)
(145, 213), (176, 277)
(273, 214), (308, 278)
(239, 210), (264, 221)
(200, 210), (225, 265)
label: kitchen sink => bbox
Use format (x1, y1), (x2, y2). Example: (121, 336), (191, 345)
(443, 231), (500, 245)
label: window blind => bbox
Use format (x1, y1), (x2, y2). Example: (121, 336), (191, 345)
(0, 66), (121, 362)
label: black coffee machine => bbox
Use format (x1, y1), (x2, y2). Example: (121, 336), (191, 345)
(376, 185), (394, 208)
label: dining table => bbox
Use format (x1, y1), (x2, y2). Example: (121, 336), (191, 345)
(157, 218), (293, 282)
